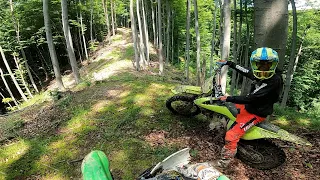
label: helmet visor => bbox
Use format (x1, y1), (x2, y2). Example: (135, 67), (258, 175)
(253, 70), (275, 79)
(252, 61), (274, 71)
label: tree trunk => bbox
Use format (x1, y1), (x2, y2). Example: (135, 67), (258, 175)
(240, 0), (250, 95)
(254, 0), (288, 71)
(221, 0), (231, 94)
(194, 0), (201, 86)
(210, 0), (218, 76)
(79, 0), (89, 60)
(103, 0), (111, 42)
(111, 0), (115, 35)
(23, 54), (39, 93)
(114, 1), (118, 32)
(230, 0), (237, 95)
(0, 68), (19, 107)
(166, 0), (170, 63)
(130, 0), (140, 71)
(235, 0), (243, 90)
(151, 0), (156, 46)
(281, 0), (304, 107)
(90, 0), (94, 42)
(142, 0), (150, 63)
(0, 46), (28, 101)
(185, 0), (191, 81)
(13, 54), (33, 98)
(136, 0), (147, 68)
(155, 3), (159, 48)
(158, 0), (164, 74)
(61, 0), (81, 84)
(43, 0), (65, 90)
(171, 10), (174, 63)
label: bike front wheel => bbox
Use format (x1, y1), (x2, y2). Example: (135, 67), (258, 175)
(166, 95), (201, 117)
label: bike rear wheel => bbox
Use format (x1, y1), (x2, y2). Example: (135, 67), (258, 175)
(237, 139), (286, 170)
(166, 95), (201, 117)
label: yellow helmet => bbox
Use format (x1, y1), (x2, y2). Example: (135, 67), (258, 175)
(250, 47), (279, 80)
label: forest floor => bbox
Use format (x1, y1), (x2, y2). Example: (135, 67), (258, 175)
(0, 28), (319, 180)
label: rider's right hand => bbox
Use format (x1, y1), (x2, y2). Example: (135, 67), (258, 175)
(216, 60), (228, 66)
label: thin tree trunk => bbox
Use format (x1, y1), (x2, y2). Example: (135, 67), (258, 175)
(142, 0), (150, 63)
(130, 0), (140, 71)
(111, 0), (115, 35)
(0, 46), (28, 101)
(162, 3), (166, 61)
(77, 22), (83, 62)
(151, 0), (156, 46)
(158, 0), (164, 74)
(79, 0), (89, 60)
(61, 0), (80, 84)
(43, 0), (65, 90)
(281, 0), (302, 107)
(166, 0), (170, 63)
(103, 0), (111, 42)
(13, 54), (33, 98)
(220, 0), (231, 94)
(90, 0), (94, 42)
(0, 68), (19, 107)
(171, 10), (174, 63)
(235, 0), (243, 91)
(36, 46), (50, 81)
(137, 0), (146, 68)
(194, 0), (201, 86)
(155, 3), (159, 48)
(230, 0), (237, 95)
(114, 1), (117, 32)
(23, 54), (39, 93)
(185, 0), (191, 81)
(241, 0), (250, 95)
(210, 0), (218, 76)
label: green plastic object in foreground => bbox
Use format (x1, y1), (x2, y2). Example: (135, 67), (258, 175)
(81, 150), (113, 180)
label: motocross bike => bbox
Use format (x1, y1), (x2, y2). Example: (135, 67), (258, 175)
(82, 149), (230, 180)
(166, 66), (312, 170)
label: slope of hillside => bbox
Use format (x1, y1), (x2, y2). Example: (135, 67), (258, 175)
(0, 28), (319, 180)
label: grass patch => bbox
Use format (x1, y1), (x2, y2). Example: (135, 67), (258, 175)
(271, 104), (320, 131)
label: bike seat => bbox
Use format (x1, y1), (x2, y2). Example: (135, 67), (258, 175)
(256, 121), (280, 133)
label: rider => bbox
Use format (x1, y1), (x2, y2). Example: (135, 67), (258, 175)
(214, 47), (283, 168)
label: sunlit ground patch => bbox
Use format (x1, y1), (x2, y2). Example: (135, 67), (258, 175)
(0, 140), (30, 172)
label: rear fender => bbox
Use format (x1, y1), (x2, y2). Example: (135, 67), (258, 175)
(229, 121), (312, 146)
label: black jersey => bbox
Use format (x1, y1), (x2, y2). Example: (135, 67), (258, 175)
(225, 61), (283, 117)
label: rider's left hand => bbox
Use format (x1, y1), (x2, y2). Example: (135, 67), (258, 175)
(218, 96), (228, 101)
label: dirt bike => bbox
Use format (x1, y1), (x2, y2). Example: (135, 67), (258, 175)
(82, 149), (230, 180)
(166, 66), (312, 170)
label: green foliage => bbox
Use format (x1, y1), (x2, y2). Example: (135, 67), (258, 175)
(285, 10), (320, 111)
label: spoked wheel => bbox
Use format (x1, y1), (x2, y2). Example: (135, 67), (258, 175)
(237, 139), (286, 170)
(166, 95), (201, 117)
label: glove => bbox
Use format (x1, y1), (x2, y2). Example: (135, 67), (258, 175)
(216, 60), (228, 66)
(218, 96), (228, 101)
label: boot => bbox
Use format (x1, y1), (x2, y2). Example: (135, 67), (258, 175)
(212, 147), (237, 169)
